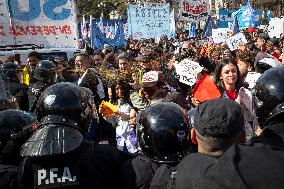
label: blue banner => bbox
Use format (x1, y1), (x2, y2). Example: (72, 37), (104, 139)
(219, 7), (260, 28)
(91, 19), (126, 50)
(127, 4), (171, 39)
(236, 2), (255, 28)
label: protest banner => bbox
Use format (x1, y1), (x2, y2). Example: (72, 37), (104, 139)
(127, 4), (171, 40)
(226, 33), (247, 51)
(174, 59), (203, 86)
(218, 8), (260, 28)
(212, 28), (229, 44)
(0, 0), (79, 48)
(179, 0), (209, 22)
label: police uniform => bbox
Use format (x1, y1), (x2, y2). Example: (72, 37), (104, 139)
(0, 164), (18, 189)
(28, 81), (51, 113)
(19, 142), (125, 189)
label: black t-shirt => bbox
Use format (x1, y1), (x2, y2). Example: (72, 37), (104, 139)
(19, 143), (126, 189)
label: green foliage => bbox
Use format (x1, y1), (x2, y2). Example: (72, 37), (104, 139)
(77, 0), (126, 18)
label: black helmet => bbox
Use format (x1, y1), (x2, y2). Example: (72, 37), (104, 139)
(1, 62), (20, 81)
(254, 67), (284, 127)
(36, 82), (93, 133)
(0, 109), (36, 161)
(255, 58), (283, 74)
(137, 102), (190, 163)
(33, 60), (57, 82)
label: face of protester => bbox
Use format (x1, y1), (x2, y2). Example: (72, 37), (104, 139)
(237, 60), (249, 78)
(256, 38), (265, 50)
(115, 85), (124, 98)
(27, 56), (39, 70)
(118, 59), (129, 72)
(220, 63), (238, 88)
(75, 55), (90, 73)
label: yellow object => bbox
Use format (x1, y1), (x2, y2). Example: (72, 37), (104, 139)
(100, 101), (118, 117)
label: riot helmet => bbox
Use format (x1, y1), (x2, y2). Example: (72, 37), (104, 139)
(137, 102), (190, 163)
(253, 67), (284, 127)
(36, 82), (93, 133)
(1, 62), (22, 82)
(255, 58), (283, 74)
(0, 109), (36, 162)
(33, 60), (57, 83)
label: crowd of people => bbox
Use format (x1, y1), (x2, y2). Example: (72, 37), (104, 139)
(0, 28), (284, 189)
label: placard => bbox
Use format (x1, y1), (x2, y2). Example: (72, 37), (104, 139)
(226, 33), (247, 51)
(127, 4), (171, 39)
(212, 28), (229, 44)
(174, 59), (203, 86)
(179, 0), (209, 22)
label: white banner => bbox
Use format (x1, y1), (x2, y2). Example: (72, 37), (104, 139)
(226, 33), (248, 51)
(212, 28), (229, 44)
(174, 59), (203, 86)
(179, 0), (209, 22)
(0, 0), (79, 49)
(268, 17), (284, 38)
(127, 4), (171, 40)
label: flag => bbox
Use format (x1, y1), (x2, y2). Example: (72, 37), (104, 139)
(189, 22), (196, 37)
(81, 15), (89, 42)
(229, 16), (239, 35)
(192, 74), (221, 103)
(267, 10), (271, 21)
(236, 2), (255, 28)
(202, 15), (217, 38)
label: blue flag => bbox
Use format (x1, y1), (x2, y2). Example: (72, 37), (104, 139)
(229, 16), (239, 35)
(202, 15), (217, 38)
(267, 10), (271, 21)
(189, 22), (196, 38)
(236, 2), (255, 28)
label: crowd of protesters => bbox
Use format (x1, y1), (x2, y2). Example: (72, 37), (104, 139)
(0, 27), (284, 189)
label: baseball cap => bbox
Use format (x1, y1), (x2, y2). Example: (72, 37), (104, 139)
(142, 71), (165, 88)
(194, 98), (244, 138)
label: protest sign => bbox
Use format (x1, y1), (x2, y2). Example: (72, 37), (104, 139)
(226, 33), (247, 51)
(127, 4), (171, 39)
(174, 59), (203, 86)
(245, 72), (262, 89)
(212, 28), (229, 44)
(0, 0), (79, 48)
(268, 17), (284, 38)
(179, 0), (209, 22)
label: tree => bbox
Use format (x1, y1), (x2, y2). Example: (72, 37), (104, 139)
(77, 0), (126, 18)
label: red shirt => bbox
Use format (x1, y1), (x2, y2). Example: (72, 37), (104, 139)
(226, 90), (238, 100)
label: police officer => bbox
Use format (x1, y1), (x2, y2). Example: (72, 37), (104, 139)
(1, 62), (29, 111)
(28, 60), (57, 113)
(120, 102), (192, 189)
(19, 82), (128, 189)
(0, 109), (36, 189)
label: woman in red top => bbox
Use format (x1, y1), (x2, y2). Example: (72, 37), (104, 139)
(214, 58), (243, 100)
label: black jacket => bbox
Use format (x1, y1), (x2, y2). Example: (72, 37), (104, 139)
(120, 155), (160, 189)
(18, 143), (127, 189)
